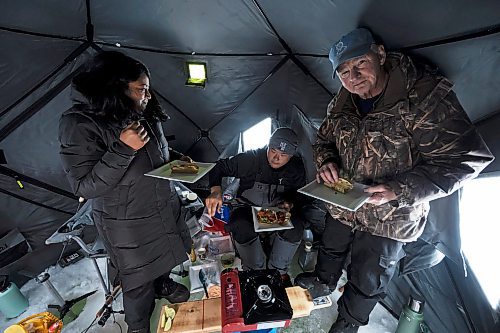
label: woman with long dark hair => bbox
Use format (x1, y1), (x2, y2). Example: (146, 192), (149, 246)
(59, 51), (190, 333)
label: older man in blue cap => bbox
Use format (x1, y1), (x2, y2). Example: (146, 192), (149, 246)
(295, 28), (493, 332)
(206, 127), (308, 280)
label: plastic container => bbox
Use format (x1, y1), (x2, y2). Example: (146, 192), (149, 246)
(186, 192), (198, 203)
(0, 281), (29, 319)
(198, 208), (214, 228)
(196, 234), (211, 260)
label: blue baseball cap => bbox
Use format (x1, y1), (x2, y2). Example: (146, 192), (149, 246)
(329, 28), (375, 78)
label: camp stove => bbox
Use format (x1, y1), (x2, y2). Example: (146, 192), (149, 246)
(220, 268), (293, 332)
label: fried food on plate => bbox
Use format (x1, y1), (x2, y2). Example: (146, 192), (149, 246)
(257, 208), (291, 225)
(324, 178), (353, 194)
(170, 162), (199, 174)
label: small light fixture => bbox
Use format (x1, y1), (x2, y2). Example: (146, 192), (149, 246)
(186, 62), (207, 87)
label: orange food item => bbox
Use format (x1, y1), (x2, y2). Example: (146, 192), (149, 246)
(207, 285), (221, 298)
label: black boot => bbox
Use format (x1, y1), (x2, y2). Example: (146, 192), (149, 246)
(328, 315), (359, 333)
(155, 277), (190, 303)
(294, 272), (332, 298)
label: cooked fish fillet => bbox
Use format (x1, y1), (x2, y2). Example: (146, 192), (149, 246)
(171, 163), (199, 174)
(324, 178), (353, 194)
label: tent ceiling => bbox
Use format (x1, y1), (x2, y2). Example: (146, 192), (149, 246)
(92, 0), (284, 54)
(0, 1), (498, 175)
(1, 0), (86, 38)
(1, 0), (499, 126)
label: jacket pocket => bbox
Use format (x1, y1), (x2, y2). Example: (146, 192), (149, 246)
(377, 251), (405, 293)
(103, 214), (164, 248)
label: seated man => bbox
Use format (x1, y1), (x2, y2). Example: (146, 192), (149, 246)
(205, 127), (307, 279)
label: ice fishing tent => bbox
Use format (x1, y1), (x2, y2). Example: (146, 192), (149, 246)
(1, 0), (499, 332)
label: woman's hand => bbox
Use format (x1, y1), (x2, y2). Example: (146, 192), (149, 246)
(205, 186), (223, 216)
(120, 121), (149, 150)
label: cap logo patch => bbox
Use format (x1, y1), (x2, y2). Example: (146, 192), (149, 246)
(335, 41), (347, 56)
(279, 141), (287, 151)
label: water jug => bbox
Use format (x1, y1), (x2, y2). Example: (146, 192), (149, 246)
(0, 278), (29, 319)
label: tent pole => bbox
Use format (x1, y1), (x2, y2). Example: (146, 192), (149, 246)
(252, 0), (333, 97)
(0, 42), (90, 119)
(0, 60), (87, 142)
(401, 24), (500, 51)
(0, 165), (77, 200)
(0, 187), (74, 215)
(0, 26), (85, 43)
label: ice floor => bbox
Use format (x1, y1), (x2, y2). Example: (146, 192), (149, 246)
(1, 256), (397, 333)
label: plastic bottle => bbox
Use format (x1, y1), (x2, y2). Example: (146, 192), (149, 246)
(190, 243), (197, 262)
(395, 296), (427, 333)
(196, 234), (210, 260)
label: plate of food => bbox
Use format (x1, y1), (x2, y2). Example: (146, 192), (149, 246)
(145, 160), (215, 183)
(252, 206), (294, 232)
(298, 178), (370, 211)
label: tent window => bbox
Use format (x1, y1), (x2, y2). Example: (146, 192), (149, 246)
(460, 175), (500, 309)
(242, 118), (272, 151)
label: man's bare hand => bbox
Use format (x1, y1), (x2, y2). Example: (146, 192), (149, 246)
(316, 162), (340, 184)
(120, 121), (149, 150)
(365, 184), (397, 206)
(205, 186), (223, 216)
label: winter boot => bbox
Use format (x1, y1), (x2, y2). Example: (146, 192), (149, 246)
(294, 271), (333, 298)
(155, 276), (190, 303)
(328, 315), (360, 333)
(234, 237), (266, 270)
(268, 234), (300, 274)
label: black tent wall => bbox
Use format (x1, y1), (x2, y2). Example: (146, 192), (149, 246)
(1, 1), (499, 332)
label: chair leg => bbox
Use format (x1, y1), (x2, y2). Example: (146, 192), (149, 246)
(91, 256), (110, 295)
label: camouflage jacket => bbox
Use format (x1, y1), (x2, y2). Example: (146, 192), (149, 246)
(314, 53), (494, 242)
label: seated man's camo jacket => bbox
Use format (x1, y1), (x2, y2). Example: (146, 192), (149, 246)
(314, 52), (494, 242)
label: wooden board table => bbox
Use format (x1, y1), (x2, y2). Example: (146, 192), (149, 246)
(156, 286), (314, 333)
